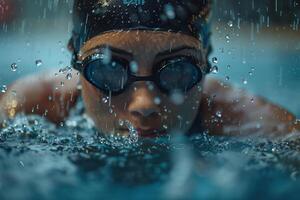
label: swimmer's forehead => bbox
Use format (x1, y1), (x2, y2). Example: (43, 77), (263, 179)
(80, 30), (202, 58)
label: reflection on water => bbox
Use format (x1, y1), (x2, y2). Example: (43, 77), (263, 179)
(1, 102), (300, 200)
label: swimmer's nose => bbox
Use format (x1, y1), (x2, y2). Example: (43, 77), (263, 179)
(130, 107), (158, 118)
(128, 84), (160, 119)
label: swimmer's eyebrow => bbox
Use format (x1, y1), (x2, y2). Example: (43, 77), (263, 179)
(155, 45), (201, 59)
(84, 44), (134, 58)
(84, 44), (201, 60)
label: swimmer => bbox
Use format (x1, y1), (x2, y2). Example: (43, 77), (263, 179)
(0, 0), (299, 137)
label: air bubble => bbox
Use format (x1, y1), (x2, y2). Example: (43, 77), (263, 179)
(227, 20), (233, 27)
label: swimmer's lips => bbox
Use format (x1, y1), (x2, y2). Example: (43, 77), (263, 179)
(117, 128), (167, 137)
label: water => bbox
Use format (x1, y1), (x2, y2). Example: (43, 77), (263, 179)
(1, 102), (300, 200)
(1, 1), (299, 199)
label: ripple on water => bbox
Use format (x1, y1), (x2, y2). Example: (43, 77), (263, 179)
(1, 105), (300, 199)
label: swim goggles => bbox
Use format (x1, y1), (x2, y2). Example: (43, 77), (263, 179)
(72, 48), (209, 96)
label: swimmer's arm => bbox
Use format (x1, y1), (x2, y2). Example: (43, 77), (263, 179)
(200, 78), (299, 137)
(0, 70), (80, 126)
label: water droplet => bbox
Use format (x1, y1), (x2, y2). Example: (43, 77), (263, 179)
(147, 82), (154, 91)
(11, 90), (17, 96)
(118, 119), (124, 126)
(170, 90), (184, 105)
(66, 73), (72, 80)
(19, 161), (25, 167)
(58, 61), (64, 67)
(129, 61), (138, 73)
(0, 85), (7, 93)
(225, 35), (230, 43)
(154, 97), (161, 105)
(102, 96), (109, 104)
(77, 84), (82, 91)
(102, 48), (112, 64)
(11, 63), (18, 71)
(35, 60), (43, 67)
(164, 3), (175, 19)
(212, 57), (218, 64)
(210, 65), (219, 74)
(291, 171), (299, 181)
(242, 79), (248, 85)
(197, 85), (202, 92)
(1, 85), (7, 93)
(216, 111), (222, 118)
(227, 20), (233, 27)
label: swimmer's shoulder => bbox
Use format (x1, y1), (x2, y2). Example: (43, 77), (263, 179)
(200, 77), (298, 137)
(0, 69), (80, 124)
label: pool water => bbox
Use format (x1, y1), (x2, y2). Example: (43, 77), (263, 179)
(1, 101), (300, 200)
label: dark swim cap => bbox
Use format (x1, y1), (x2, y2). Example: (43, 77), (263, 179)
(71, 0), (212, 53)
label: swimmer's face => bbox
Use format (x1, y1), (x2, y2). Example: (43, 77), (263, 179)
(79, 31), (206, 137)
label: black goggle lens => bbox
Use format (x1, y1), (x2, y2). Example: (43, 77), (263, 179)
(85, 59), (128, 92)
(159, 59), (201, 92)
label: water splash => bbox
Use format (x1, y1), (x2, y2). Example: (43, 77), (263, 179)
(1, 104), (300, 199)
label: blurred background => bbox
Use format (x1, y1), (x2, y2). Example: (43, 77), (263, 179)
(0, 0), (299, 116)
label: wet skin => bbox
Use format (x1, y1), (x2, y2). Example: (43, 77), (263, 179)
(0, 31), (299, 137)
